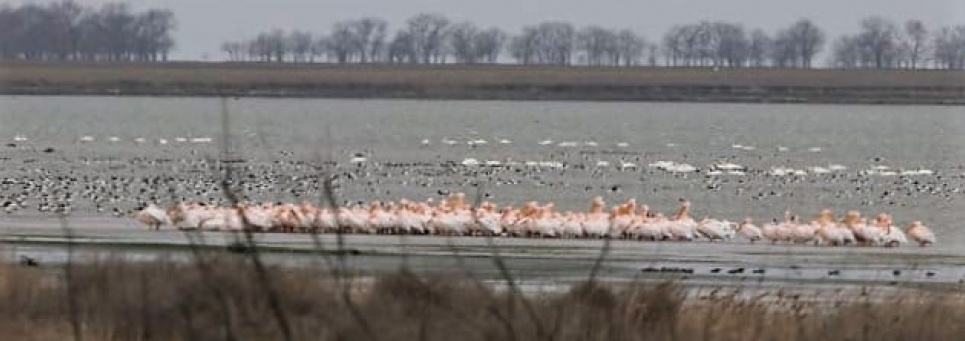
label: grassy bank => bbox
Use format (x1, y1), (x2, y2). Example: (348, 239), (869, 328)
(2, 61), (964, 104)
(2, 255), (964, 341)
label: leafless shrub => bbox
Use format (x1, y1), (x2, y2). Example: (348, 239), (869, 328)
(2, 259), (965, 341)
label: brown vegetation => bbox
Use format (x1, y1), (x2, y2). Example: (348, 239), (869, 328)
(1, 62), (964, 104)
(1, 255), (964, 341)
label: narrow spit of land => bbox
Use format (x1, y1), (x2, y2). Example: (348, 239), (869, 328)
(2, 61), (963, 104)
(2, 219), (962, 293)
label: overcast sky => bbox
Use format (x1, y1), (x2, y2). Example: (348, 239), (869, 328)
(12, 0), (965, 60)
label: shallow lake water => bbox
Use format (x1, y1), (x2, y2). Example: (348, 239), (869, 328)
(1, 96), (964, 288)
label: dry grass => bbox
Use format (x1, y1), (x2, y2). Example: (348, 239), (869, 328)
(1, 256), (964, 341)
(1, 61), (964, 104)
(1, 61), (963, 87)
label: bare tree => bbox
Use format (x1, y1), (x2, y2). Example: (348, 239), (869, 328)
(856, 16), (899, 68)
(404, 13), (451, 64)
(474, 28), (505, 63)
(448, 22), (480, 63)
(98, 3), (137, 61)
(76, 10), (105, 60)
(578, 26), (617, 66)
(46, 0), (85, 60)
(132, 9), (175, 61)
(287, 30), (313, 62)
(247, 33), (270, 61)
(266, 29), (287, 62)
(11, 4), (54, 60)
(782, 19), (825, 68)
(660, 21), (753, 68)
(0, 7), (20, 59)
(445, 22), (503, 64)
(711, 22), (748, 67)
(221, 41), (246, 61)
(328, 23), (355, 63)
(831, 36), (862, 68)
(0, 1), (175, 62)
(647, 44), (658, 66)
(932, 25), (965, 69)
(662, 25), (686, 66)
(667, 23), (706, 66)
(387, 31), (416, 63)
(615, 29), (646, 66)
(509, 26), (539, 64)
(515, 21), (576, 65)
(747, 29), (771, 67)
(770, 30), (798, 67)
(902, 19), (928, 69)
(311, 36), (329, 62)
(347, 17), (387, 63)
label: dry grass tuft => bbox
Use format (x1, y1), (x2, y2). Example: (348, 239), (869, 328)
(2, 61), (964, 103)
(1, 256), (964, 340)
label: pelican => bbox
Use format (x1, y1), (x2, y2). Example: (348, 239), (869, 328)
(134, 204), (170, 230)
(666, 201), (697, 241)
(736, 218), (762, 243)
(697, 218), (736, 241)
(906, 221), (936, 247)
(582, 197), (609, 238)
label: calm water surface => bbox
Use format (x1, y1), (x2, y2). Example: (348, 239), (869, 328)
(1, 96), (963, 242)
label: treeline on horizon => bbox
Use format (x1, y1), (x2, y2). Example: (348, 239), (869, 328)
(225, 14), (965, 69)
(0, 1), (175, 62)
(2, 1), (964, 69)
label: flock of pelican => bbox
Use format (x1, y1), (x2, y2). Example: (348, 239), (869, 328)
(135, 194), (936, 247)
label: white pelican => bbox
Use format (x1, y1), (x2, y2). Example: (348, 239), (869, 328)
(906, 221), (936, 247)
(666, 201), (698, 241)
(697, 218), (736, 241)
(134, 204), (170, 230)
(736, 218), (762, 243)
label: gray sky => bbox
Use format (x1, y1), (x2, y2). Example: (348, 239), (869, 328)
(13, 0), (965, 60)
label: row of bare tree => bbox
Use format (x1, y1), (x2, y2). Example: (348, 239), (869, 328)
(4, 3), (963, 69)
(221, 15), (506, 64)
(223, 15), (653, 66)
(0, 1), (175, 62)
(662, 20), (824, 68)
(831, 17), (965, 69)
(223, 13), (965, 69)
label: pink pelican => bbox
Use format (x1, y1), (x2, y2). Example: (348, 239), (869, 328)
(906, 221), (936, 246)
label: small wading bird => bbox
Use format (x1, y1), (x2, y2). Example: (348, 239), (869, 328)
(136, 194), (935, 248)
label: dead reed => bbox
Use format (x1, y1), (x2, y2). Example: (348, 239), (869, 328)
(0, 258), (962, 341)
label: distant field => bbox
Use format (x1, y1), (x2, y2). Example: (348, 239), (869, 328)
(1, 61), (964, 104)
